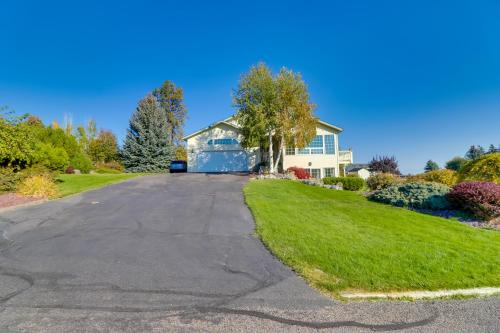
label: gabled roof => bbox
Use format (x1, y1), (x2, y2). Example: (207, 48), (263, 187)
(346, 164), (370, 172)
(182, 116), (237, 140)
(183, 115), (343, 141)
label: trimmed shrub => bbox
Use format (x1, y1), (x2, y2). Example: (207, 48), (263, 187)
(287, 166), (310, 179)
(369, 182), (450, 210)
(447, 182), (500, 221)
(458, 153), (500, 183)
(17, 175), (58, 198)
(323, 176), (365, 191)
(366, 173), (401, 191)
(407, 169), (457, 186)
(70, 153), (92, 174)
(0, 168), (23, 192)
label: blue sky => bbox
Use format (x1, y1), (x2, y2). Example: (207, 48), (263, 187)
(1, 0), (499, 174)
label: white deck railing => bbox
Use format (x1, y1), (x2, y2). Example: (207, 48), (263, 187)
(339, 150), (353, 163)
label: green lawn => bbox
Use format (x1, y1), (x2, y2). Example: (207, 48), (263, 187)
(56, 173), (143, 197)
(244, 180), (500, 295)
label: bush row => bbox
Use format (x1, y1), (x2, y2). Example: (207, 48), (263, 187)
(369, 182), (450, 210)
(323, 176), (365, 191)
(369, 180), (500, 221)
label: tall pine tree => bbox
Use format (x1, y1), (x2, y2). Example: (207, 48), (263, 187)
(122, 94), (174, 172)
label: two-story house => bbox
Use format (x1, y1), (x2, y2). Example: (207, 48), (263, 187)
(183, 116), (353, 178)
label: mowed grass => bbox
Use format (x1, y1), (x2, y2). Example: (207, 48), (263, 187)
(244, 180), (500, 295)
(56, 173), (143, 197)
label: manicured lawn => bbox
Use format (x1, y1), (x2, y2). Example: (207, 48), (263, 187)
(244, 180), (500, 295)
(56, 173), (143, 197)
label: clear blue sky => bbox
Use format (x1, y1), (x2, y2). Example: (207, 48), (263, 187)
(1, 0), (499, 174)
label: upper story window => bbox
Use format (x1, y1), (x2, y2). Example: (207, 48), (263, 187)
(285, 147), (295, 155)
(324, 135), (335, 154)
(208, 138), (239, 145)
(298, 135), (324, 155)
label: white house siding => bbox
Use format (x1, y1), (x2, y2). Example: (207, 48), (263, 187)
(282, 124), (340, 178)
(186, 123), (260, 172)
(348, 168), (371, 180)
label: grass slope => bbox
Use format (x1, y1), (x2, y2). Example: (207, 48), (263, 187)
(244, 180), (500, 294)
(56, 173), (142, 197)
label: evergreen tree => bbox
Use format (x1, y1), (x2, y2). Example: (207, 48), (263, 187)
(487, 144), (498, 154)
(465, 145), (485, 160)
(122, 94), (174, 172)
(424, 160), (439, 172)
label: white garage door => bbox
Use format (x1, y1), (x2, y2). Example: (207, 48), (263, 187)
(196, 150), (248, 172)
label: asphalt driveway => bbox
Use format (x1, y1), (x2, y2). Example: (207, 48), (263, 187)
(0, 174), (498, 332)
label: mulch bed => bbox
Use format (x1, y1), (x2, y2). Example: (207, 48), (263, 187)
(0, 193), (43, 210)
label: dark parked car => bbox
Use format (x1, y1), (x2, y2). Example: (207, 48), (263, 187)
(170, 160), (187, 173)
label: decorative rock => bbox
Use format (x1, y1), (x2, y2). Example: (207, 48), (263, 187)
(74, 169), (81, 174)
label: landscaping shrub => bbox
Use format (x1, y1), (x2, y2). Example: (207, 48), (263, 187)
(0, 168), (23, 192)
(366, 173), (401, 191)
(369, 182), (450, 210)
(458, 153), (500, 183)
(407, 169), (457, 186)
(95, 167), (122, 174)
(17, 175), (58, 198)
(33, 143), (70, 172)
(323, 176), (365, 191)
(287, 166), (310, 179)
(20, 164), (55, 179)
(65, 166), (75, 174)
(447, 182), (500, 221)
(70, 152), (93, 174)
(95, 161), (124, 172)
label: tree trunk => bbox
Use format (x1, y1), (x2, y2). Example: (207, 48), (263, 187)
(268, 132), (274, 174)
(273, 133), (284, 173)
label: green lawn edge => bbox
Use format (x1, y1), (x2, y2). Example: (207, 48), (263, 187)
(55, 173), (147, 197)
(243, 179), (500, 297)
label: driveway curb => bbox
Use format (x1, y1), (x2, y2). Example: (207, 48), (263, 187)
(341, 287), (500, 300)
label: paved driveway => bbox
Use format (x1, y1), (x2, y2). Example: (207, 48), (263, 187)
(0, 174), (498, 332)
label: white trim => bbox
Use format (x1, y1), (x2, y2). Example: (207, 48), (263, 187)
(183, 115), (344, 140)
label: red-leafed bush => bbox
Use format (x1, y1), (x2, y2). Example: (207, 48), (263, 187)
(287, 166), (310, 179)
(447, 181), (500, 221)
(65, 166), (75, 174)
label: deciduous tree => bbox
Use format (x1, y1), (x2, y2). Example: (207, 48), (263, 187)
(445, 157), (467, 171)
(88, 130), (119, 163)
(153, 80), (187, 146)
(369, 155), (400, 174)
(234, 63), (316, 173)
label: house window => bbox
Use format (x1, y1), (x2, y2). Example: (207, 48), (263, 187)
(306, 168), (321, 179)
(208, 138), (238, 145)
(325, 135), (335, 154)
(323, 168), (335, 177)
(297, 135), (324, 154)
(285, 147), (295, 155)
(309, 135), (323, 148)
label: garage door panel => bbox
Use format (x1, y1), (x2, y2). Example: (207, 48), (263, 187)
(197, 151), (248, 172)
